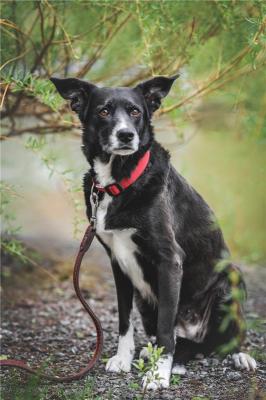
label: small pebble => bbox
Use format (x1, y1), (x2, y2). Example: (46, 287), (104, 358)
(195, 353), (204, 359)
(199, 358), (209, 366)
(227, 371), (242, 381)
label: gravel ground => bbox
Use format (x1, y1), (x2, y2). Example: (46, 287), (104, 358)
(1, 253), (265, 400)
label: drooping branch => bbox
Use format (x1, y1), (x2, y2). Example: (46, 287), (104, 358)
(158, 17), (266, 116)
(76, 12), (132, 78)
(30, 15), (56, 73)
(1, 2), (264, 139)
(1, 123), (80, 140)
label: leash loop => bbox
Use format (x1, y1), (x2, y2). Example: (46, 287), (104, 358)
(0, 223), (103, 381)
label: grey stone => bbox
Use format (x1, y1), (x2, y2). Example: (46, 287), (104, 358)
(227, 371), (242, 381)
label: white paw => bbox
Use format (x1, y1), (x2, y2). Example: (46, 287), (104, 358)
(142, 354), (172, 391)
(142, 371), (170, 390)
(232, 352), (257, 371)
(172, 363), (187, 375)
(105, 354), (132, 373)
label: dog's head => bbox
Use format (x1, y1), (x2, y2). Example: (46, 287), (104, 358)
(50, 75), (178, 157)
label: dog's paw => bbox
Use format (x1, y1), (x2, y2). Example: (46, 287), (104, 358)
(142, 354), (172, 390)
(105, 354), (132, 373)
(172, 363), (187, 375)
(142, 370), (170, 390)
(232, 352), (257, 371)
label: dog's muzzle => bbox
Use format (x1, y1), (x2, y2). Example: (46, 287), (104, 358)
(117, 129), (135, 145)
(110, 129), (139, 155)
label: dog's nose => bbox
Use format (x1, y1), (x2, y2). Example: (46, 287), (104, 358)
(117, 130), (134, 144)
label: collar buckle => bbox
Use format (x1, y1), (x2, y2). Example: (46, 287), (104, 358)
(105, 183), (124, 196)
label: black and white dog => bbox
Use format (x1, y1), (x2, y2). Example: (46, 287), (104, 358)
(51, 75), (256, 390)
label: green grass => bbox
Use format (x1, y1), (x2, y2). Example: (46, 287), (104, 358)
(1, 373), (107, 400)
(250, 349), (266, 363)
(170, 374), (181, 386)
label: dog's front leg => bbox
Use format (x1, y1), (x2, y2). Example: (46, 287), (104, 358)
(143, 255), (183, 390)
(106, 259), (134, 373)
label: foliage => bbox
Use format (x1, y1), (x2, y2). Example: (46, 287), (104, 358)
(0, 1), (265, 139)
(0, 135), (85, 262)
(0, 180), (21, 236)
(24, 134), (86, 237)
(170, 374), (181, 386)
(0, 180), (31, 265)
(214, 260), (247, 354)
(133, 342), (164, 398)
(0, 373), (105, 400)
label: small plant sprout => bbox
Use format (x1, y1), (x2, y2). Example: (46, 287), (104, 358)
(171, 374), (181, 385)
(133, 342), (164, 397)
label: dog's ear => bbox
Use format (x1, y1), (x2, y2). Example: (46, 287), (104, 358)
(135, 75), (179, 113)
(50, 77), (96, 116)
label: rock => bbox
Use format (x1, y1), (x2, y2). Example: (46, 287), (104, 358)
(0, 329), (13, 338)
(227, 371), (242, 381)
(55, 352), (65, 357)
(199, 358), (209, 366)
(195, 353), (204, 359)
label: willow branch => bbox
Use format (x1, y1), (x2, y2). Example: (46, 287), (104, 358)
(37, 2), (45, 46)
(1, 123), (80, 139)
(1, 241), (59, 282)
(158, 17), (266, 116)
(31, 15), (56, 73)
(0, 49), (30, 72)
(200, 61), (266, 98)
(0, 83), (10, 109)
(76, 13), (132, 78)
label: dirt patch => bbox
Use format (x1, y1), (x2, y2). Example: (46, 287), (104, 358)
(1, 257), (265, 400)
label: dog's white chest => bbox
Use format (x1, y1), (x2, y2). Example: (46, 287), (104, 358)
(96, 196), (156, 303)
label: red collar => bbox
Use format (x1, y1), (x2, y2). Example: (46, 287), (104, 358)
(93, 150), (150, 196)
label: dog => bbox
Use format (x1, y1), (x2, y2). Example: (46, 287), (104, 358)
(51, 75), (256, 390)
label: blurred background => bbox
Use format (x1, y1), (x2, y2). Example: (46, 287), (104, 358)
(1, 0), (265, 267)
(1, 1), (266, 399)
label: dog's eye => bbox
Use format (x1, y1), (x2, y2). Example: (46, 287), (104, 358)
(130, 108), (141, 117)
(99, 108), (110, 117)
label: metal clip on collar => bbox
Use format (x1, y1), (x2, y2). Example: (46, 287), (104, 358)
(90, 184), (99, 230)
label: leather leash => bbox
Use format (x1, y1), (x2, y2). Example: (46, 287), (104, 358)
(0, 189), (103, 382)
